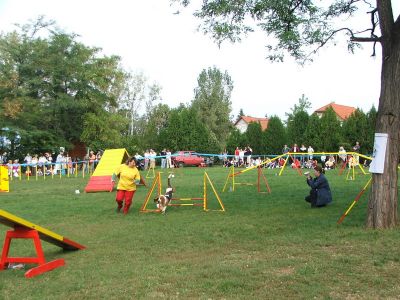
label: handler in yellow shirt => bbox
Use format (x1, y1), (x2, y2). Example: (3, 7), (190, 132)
(112, 157), (141, 214)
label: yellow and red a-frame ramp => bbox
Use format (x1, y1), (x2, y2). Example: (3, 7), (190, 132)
(0, 209), (85, 278)
(84, 148), (129, 193)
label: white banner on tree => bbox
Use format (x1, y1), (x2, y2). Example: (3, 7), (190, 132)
(369, 133), (388, 174)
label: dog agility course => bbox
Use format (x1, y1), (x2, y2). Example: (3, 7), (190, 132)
(1, 155), (400, 299)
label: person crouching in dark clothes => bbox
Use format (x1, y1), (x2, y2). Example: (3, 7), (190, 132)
(305, 165), (332, 208)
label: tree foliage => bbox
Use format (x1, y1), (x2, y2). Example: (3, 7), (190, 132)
(0, 18), (125, 156)
(192, 66), (233, 150)
(262, 115), (287, 154)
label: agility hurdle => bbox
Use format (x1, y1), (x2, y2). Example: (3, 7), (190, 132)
(222, 165), (271, 194)
(140, 172), (225, 213)
(0, 209), (85, 278)
(222, 154), (286, 193)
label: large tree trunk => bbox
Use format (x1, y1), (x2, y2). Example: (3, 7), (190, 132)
(367, 18), (400, 228)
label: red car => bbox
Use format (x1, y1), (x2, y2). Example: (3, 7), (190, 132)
(172, 151), (205, 167)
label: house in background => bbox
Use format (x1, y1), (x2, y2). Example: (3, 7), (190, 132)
(234, 116), (269, 133)
(314, 102), (356, 121)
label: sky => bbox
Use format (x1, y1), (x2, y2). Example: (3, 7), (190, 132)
(0, 0), (398, 120)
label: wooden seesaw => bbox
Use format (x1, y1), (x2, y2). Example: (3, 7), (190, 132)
(0, 209), (85, 278)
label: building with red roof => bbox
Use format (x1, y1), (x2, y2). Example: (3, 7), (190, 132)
(234, 116), (269, 133)
(314, 102), (356, 121)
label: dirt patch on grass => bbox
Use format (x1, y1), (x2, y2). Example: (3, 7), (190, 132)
(275, 266), (295, 276)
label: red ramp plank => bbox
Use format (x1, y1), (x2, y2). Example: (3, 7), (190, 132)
(85, 176), (114, 193)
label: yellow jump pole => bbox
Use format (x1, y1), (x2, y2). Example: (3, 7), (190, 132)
(358, 163), (367, 175)
(205, 172), (225, 212)
(203, 172), (207, 211)
(27, 166), (30, 181)
(278, 154), (289, 176)
(140, 172), (160, 212)
(35, 166), (38, 181)
(337, 177), (372, 224)
(18, 165), (22, 181)
(222, 165), (234, 192)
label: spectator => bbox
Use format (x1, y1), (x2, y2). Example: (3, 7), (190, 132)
(160, 149), (167, 169)
(307, 145), (314, 160)
(234, 147), (240, 162)
(353, 141), (360, 165)
(338, 146), (347, 166)
(144, 150), (150, 170)
(166, 150), (172, 168)
(282, 144), (290, 154)
(89, 150), (96, 173)
(149, 149), (156, 169)
(0, 152), (8, 165)
(320, 153), (326, 164)
(300, 144), (307, 166)
(245, 146), (252, 167)
(325, 156), (335, 169)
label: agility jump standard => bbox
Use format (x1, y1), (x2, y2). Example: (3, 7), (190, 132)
(222, 154), (287, 193)
(222, 165), (271, 194)
(140, 172), (225, 213)
(0, 209), (85, 278)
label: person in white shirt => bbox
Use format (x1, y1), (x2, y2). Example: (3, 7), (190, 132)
(307, 146), (314, 160)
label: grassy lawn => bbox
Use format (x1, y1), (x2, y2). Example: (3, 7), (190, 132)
(0, 166), (399, 299)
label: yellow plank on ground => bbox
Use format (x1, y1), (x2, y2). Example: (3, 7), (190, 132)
(92, 148), (129, 176)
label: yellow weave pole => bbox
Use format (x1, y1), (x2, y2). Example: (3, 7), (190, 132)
(278, 155), (290, 176)
(337, 177), (372, 224)
(35, 166), (38, 181)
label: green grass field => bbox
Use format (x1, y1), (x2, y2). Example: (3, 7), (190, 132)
(1, 167), (400, 299)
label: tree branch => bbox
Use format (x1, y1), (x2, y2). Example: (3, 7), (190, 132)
(351, 36), (380, 42)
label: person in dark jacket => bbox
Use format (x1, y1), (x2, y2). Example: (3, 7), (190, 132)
(305, 165), (332, 207)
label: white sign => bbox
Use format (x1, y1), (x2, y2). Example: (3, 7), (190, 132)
(369, 133), (388, 174)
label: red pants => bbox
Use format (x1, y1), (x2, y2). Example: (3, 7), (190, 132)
(116, 190), (136, 214)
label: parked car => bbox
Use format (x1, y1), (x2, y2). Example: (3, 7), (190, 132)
(172, 151), (205, 167)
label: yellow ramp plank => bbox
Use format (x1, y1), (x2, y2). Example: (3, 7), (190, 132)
(0, 209), (63, 241)
(92, 148), (129, 176)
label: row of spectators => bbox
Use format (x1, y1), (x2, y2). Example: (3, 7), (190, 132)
(0, 150), (103, 177)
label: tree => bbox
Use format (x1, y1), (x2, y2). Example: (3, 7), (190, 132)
(191, 67), (233, 150)
(226, 128), (241, 153)
(159, 106), (219, 153)
(287, 110), (310, 146)
(0, 18), (126, 156)
(342, 109), (371, 152)
(319, 107), (342, 151)
(262, 115), (287, 154)
(245, 122), (263, 155)
(174, 1), (400, 229)
(304, 113), (323, 151)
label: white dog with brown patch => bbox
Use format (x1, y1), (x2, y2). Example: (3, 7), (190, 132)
(154, 174), (174, 214)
